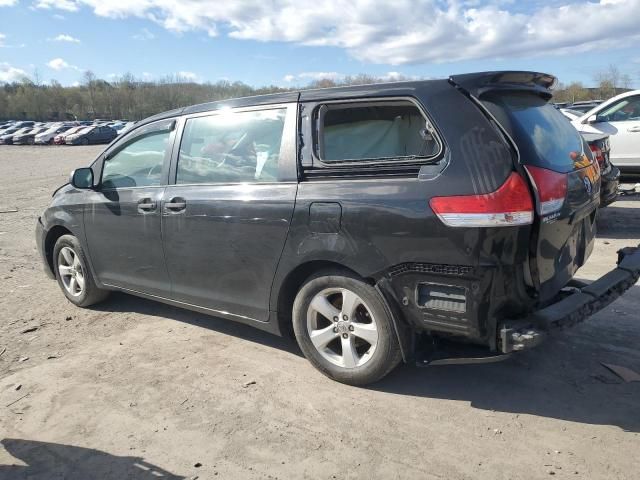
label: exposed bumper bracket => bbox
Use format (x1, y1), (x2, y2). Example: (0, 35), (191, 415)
(499, 245), (640, 354)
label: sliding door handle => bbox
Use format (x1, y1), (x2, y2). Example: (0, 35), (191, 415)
(165, 197), (187, 212)
(137, 198), (157, 213)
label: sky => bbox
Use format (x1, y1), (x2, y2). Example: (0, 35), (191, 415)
(1, 0), (639, 88)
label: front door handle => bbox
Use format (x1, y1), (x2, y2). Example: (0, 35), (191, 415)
(165, 197), (187, 213)
(627, 126), (640, 132)
(137, 197), (157, 213)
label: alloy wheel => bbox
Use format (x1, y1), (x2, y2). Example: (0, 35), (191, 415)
(306, 287), (379, 368)
(58, 246), (85, 297)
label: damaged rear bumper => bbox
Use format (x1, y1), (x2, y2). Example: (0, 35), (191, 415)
(499, 245), (640, 353)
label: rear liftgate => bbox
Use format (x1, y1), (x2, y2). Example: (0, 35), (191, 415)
(416, 71), (640, 365)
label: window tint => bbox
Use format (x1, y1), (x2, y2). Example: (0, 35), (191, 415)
(101, 130), (170, 189)
(483, 92), (584, 173)
(177, 108), (286, 184)
(318, 102), (437, 162)
(598, 96), (640, 122)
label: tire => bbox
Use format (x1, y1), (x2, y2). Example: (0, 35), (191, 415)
(53, 234), (109, 307)
(292, 270), (402, 386)
(81, 138), (89, 146)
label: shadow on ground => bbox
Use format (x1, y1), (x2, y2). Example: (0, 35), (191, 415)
(0, 438), (184, 480)
(93, 291), (302, 357)
(92, 286), (640, 434)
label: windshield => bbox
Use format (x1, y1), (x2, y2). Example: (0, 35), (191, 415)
(483, 92), (585, 173)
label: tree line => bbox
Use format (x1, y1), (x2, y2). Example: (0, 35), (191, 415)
(0, 67), (635, 121)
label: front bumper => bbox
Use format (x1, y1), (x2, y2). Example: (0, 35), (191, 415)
(35, 217), (55, 279)
(499, 245), (640, 353)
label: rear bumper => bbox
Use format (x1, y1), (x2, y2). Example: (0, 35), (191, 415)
(600, 166), (620, 206)
(499, 245), (640, 353)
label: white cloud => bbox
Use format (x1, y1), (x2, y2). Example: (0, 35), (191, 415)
(30, 0), (640, 64)
(34, 0), (79, 11)
(0, 62), (29, 83)
(50, 33), (80, 43)
(0, 32), (26, 48)
(283, 72), (345, 84)
(132, 28), (154, 41)
(177, 71), (199, 82)
(47, 57), (80, 71)
(0, 0), (18, 6)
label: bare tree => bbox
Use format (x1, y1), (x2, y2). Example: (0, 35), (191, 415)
(83, 70), (97, 118)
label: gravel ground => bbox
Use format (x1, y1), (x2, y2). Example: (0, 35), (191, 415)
(0, 145), (639, 480)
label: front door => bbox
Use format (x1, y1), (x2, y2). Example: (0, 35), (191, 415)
(580, 94), (640, 168)
(162, 104), (298, 322)
(84, 119), (176, 295)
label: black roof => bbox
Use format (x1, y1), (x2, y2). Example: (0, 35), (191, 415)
(135, 79), (444, 130)
(135, 71), (556, 130)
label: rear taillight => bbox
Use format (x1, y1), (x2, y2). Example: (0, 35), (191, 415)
(524, 165), (567, 215)
(589, 144), (604, 167)
(430, 172), (534, 227)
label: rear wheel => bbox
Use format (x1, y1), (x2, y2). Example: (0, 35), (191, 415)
(292, 271), (402, 386)
(53, 234), (109, 307)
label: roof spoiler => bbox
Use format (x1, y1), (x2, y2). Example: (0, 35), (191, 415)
(449, 71), (557, 100)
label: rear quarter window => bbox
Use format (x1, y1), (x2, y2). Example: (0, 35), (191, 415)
(315, 101), (440, 164)
(483, 92), (585, 173)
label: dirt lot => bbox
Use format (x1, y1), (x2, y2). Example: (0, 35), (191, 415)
(0, 145), (639, 480)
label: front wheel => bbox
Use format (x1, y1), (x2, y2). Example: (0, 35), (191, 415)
(53, 234), (109, 307)
(292, 271), (402, 386)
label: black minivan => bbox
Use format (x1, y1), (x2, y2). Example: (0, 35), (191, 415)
(36, 71), (640, 385)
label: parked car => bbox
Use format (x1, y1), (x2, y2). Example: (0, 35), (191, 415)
(11, 121), (35, 129)
(569, 100), (603, 113)
(54, 126), (84, 145)
(0, 127), (32, 145)
(35, 124), (76, 145)
(572, 90), (640, 173)
(116, 121), (136, 135)
(12, 127), (48, 145)
(65, 125), (117, 145)
(582, 132), (619, 206)
(36, 71), (640, 385)
(560, 108), (584, 121)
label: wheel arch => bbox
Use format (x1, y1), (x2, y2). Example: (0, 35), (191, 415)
(44, 225), (74, 276)
(274, 260), (371, 338)
(273, 260), (412, 363)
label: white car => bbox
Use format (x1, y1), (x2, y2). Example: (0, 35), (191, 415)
(572, 90), (640, 172)
(559, 108), (584, 121)
(34, 124), (76, 145)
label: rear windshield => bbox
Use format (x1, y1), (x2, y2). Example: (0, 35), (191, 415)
(483, 92), (584, 173)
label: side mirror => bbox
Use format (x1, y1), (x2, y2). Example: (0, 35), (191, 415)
(70, 167), (94, 189)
